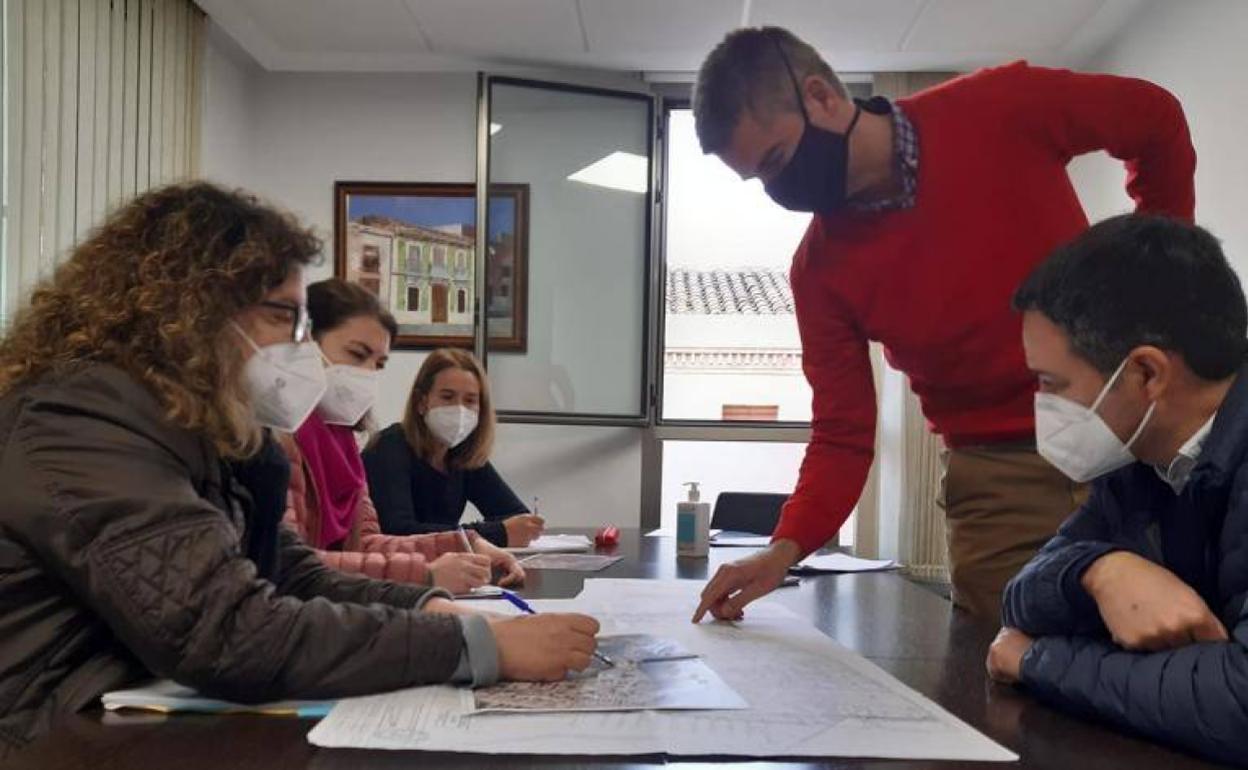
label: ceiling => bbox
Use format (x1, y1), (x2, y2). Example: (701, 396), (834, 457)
(195, 0), (1146, 76)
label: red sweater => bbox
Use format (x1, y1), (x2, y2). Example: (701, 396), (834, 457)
(773, 61), (1196, 555)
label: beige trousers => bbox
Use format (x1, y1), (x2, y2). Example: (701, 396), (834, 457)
(938, 444), (1088, 618)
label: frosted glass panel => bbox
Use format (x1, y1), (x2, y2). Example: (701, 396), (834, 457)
(485, 81), (650, 418)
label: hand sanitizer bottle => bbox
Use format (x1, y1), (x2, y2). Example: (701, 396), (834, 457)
(676, 482), (710, 558)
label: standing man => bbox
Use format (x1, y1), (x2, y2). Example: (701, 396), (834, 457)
(691, 27), (1195, 619)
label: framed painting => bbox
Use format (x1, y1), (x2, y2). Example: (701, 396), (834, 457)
(333, 181), (529, 352)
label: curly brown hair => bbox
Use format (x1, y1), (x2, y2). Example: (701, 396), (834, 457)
(0, 181), (319, 458)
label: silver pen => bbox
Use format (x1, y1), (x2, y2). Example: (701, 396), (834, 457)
(455, 525), (474, 553)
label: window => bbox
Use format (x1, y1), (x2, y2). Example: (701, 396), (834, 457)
(361, 245), (380, 273)
(434, 245), (447, 268)
(661, 440), (854, 547)
(661, 108), (811, 423)
(457, 289), (467, 314)
(483, 78), (650, 418)
(407, 286), (420, 311)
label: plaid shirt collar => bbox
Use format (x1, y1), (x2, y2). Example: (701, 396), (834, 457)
(849, 98), (918, 213)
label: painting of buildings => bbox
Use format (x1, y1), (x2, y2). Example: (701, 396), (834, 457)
(335, 182), (528, 350)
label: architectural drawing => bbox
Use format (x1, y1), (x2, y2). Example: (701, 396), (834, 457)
(472, 635), (736, 714)
(308, 581), (1016, 761)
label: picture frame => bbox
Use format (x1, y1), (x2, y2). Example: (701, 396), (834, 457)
(333, 181), (529, 352)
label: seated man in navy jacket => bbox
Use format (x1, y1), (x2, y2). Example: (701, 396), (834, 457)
(987, 214), (1248, 767)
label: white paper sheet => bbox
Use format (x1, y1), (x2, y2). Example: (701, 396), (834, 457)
(790, 553), (898, 574)
(709, 535), (772, 547)
(644, 528), (723, 538)
(505, 534), (593, 554)
(309, 579), (1015, 761)
(518, 553), (622, 571)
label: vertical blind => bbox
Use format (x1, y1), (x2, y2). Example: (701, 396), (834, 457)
(2, 0), (204, 325)
(853, 71), (958, 579)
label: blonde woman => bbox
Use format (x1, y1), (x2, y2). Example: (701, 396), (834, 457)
(279, 279), (524, 593)
(0, 183), (597, 756)
(364, 349), (545, 547)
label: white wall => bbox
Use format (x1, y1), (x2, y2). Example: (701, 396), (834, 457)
(663, 371), (809, 421)
(665, 314), (801, 349)
(199, 24), (643, 528)
(1069, 0), (1248, 278)
(200, 22), (259, 189)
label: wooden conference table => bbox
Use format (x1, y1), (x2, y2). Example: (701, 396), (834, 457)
(9, 529), (1230, 770)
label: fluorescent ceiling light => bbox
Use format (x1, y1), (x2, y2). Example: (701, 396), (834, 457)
(567, 151), (648, 194)
(489, 122), (502, 135)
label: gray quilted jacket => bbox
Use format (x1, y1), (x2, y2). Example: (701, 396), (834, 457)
(0, 364), (463, 756)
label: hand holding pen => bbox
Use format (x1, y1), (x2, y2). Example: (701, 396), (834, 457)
(499, 589), (615, 668)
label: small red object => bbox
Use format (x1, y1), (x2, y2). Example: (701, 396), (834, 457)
(594, 526), (619, 547)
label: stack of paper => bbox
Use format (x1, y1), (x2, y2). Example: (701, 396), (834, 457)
(102, 679), (332, 717)
(518, 553), (622, 571)
(505, 534), (593, 554)
(789, 553), (898, 574)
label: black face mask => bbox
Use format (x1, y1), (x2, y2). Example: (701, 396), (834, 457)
(764, 43), (862, 214)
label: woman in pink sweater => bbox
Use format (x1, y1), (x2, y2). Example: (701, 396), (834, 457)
(280, 279), (523, 593)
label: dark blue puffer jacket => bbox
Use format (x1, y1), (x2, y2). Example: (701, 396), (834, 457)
(1003, 363), (1248, 768)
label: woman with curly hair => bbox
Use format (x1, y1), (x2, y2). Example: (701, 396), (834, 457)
(278, 278), (525, 592)
(0, 182), (599, 756)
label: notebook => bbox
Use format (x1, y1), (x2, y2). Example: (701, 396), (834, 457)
(102, 679), (333, 717)
(505, 534), (594, 554)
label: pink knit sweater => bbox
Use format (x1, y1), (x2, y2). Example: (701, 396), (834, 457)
(278, 433), (476, 583)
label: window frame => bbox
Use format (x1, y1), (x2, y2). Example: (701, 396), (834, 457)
(473, 73), (657, 427)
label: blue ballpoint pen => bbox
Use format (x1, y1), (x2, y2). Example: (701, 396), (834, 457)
(498, 589), (614, 667)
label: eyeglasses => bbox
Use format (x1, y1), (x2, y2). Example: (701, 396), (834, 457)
(258, 300), (311, 343)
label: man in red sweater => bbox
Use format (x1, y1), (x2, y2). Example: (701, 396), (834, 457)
(691, 26), (1195, 620)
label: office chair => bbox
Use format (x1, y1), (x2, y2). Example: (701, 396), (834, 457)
(710, 492), (788, 536)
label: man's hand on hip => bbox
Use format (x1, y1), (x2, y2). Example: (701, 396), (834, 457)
(692, 539), (802, 623)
